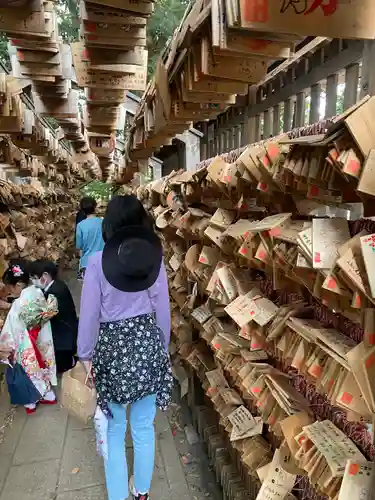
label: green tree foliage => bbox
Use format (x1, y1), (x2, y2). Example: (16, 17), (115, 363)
(80, 180), (113, 202)
(0, 33), (10, 70)
(55, 0), (79, 43)
(336, 87), (345, 116)
(147, 0), (189, 78)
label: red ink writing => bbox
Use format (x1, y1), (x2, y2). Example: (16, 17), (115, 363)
(305, 0), (337, 16)
(280, 0), (337, 16)
(244, 0), (269, 23)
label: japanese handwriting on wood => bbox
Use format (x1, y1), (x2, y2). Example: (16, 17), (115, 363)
(280, 0), (337, 16)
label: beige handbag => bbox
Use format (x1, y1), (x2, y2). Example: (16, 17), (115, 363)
(61, 362), (96, 423)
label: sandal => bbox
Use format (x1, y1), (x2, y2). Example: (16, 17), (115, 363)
(39, 399), (57, 405)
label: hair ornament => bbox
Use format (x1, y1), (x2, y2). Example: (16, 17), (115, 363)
(11, 265), (24, 277)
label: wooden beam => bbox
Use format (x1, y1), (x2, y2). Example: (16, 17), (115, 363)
(248, 40), (364, 118)
(258, 37), (328, 88)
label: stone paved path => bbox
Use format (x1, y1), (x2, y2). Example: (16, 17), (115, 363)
(0, 396), (192, 500)
(0, 273), (194, 500)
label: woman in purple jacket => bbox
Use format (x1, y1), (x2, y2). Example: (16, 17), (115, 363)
(77, 195), (172, 500)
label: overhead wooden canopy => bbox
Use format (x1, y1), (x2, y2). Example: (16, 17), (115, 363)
(0, 0), (153, 182)
(125, 0), (375, 168)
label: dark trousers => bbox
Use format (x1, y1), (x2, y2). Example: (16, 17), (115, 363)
(55, 350), (76, 374)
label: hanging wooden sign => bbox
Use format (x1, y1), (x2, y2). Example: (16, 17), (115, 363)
(200, 38), (268, 84)
(85, 0), (154, 15)
(227, 0), (375, 39)
(79, 1), (147, 26)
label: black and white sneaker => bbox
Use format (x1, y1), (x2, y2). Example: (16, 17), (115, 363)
(129, 476), (149, 500)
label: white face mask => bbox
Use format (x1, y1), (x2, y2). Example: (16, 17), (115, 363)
(31, 278), (47, 290)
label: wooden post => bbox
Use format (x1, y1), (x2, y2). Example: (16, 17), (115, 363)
(229, 128), (233, 151)
(283, 98), (293, 133)
(200, 122), (208, 160)
(216, 123), (221, 156)
(239, 122), (245, 148)
(247, 115), (255, 145)
(216, 117), (221, 154)
(272, 104), (280, 137)
(221, 128), (226, 154)
(223, 129), (227, 153)
(234, 108), (244, 149)
(294, 91), (306, 128)
(343, 63), (360, 110)
(185, 128), (202, 171)
(325, 73), (338, 118)
(208, 123), (214, 158)
(309, 83), (321, 124)
(222, 113), (228, 152)
(228, 110), (235, 151)
(229, 127), (234, 151)
(233, 125), (240, 150)
(244, 86), (257, 145)
(214, 122), (220, 156)
(211, 124), (216, 157)
(263, 109), (271, 138)
(361, 40), (375, 98)
(217, 117), (224, 154)
(254, 115), (261, 142)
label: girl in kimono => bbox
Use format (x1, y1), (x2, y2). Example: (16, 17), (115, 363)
(0, 261), (58, 414)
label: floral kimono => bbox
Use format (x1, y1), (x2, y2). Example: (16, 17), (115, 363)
(0, 285), (57, 397)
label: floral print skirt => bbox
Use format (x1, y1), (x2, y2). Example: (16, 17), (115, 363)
(92, 314), (173, 417)
(77, 268), (86, 281)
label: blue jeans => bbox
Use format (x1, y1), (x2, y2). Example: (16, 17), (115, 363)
(104, 395), (157, 500)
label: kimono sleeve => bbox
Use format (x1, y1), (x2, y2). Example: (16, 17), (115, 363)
(18, 288), (49, 329)
(45, 294), (59, 319)
(0, 305), (17, 351)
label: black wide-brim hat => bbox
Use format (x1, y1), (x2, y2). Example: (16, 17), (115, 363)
(102, 225), (163, 293)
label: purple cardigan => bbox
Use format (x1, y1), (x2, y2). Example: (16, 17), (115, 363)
(77, 252), (171, 360)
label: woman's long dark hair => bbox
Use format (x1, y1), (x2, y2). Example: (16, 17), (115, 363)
(102, 195), (153, 242)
